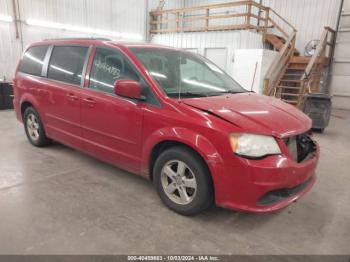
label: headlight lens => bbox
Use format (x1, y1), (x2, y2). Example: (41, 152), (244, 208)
(229, 133), (281, 158)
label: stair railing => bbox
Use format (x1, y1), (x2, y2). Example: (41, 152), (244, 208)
(263, 31), (297, 96)
(260, 8), (298, 96)
(297, 27), (336, 108)
(149, 1), (292, 37)
(149, 1), (268, 34)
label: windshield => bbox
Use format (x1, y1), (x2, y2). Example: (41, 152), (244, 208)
(130, 47), (246, 98)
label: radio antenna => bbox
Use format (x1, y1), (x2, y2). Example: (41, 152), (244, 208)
(178, 22), (184, 102)
(250, 61), (258, 92)
(178, 50), (183, 101)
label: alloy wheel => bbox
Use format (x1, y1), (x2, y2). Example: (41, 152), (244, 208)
(160, 160), (197, 205)
(26, 113), (40, 141)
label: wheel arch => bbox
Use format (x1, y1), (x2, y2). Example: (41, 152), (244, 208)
(19, 94), (41, 121)
(21, 101), (34, 120)
(142, 127), (224, 182)
(149, 140), (202, 181)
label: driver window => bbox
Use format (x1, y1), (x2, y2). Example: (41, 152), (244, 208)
(89, 47), (139, 94)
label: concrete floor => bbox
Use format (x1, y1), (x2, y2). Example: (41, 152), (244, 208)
(0, 109), (349, 255)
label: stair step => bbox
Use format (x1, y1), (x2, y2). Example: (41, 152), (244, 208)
(280, 79), (302, 83)
(277, 86), (301, 90)
(288, 65), (308, 70)
(281, 77), (302, 81)
(282, 99), (298, 104)
(286, 69), (305, 72)
(290, 56), (311, 64)
(281, 93), (300, 97)
(284, 73), (303, 76)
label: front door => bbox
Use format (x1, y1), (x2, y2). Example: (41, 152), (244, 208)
(80, 47), (144, 173)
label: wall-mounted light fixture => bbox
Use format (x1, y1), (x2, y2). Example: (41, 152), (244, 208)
(0, 14), (13, 22)
(26, 18), (143, 41)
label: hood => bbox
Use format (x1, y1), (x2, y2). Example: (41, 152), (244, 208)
(183, 93), (311, 138)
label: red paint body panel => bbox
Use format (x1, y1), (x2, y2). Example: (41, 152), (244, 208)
(13, 39), (320, 213)
(80, 87), (143, 173)
(183, 93), (312, 138)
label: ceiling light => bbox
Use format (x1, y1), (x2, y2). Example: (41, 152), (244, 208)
(26, 18), (143, 41)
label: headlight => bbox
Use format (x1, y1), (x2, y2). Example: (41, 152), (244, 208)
(229, 133), (281, 158)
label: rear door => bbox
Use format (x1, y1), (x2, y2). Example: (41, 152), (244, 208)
(42, 45), (90, 149)
(80, 46), (145, 173)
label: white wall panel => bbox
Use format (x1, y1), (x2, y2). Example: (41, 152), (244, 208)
(0, 0), (147, 80)
(151, 30), (263, 76)
(205, 48), (227, 70)
(233, 49), (276, 93)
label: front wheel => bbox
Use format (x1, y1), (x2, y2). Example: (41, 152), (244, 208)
(153, 146), (213, 216)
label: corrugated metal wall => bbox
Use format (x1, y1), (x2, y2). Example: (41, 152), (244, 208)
(0, 0), (147, 80)
(329, 0), (350, 109)
(0, 0), (20, 80)
(148, 0), (184, 11)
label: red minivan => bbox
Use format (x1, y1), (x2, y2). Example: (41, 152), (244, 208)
(13, 38), (319, 215)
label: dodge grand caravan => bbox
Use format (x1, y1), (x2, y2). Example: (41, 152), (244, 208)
(13, 39), (319, 215)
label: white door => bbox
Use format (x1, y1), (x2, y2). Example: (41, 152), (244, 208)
(204, 48), (227, 71)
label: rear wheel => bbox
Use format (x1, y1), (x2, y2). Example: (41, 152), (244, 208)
(24, 107), (51, 147)
(153, 146), (213, 216)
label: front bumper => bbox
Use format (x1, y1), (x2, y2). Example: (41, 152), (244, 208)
(213, 140), (319, 213)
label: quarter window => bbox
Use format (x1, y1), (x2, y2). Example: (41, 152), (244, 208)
(47, 46), (88, 85)
(19, 45), (49, 76)
(89, 47), (139, 94)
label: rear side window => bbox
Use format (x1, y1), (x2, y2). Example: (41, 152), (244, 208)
(47, 46), (88, 85)
(19, 45), (49, 76)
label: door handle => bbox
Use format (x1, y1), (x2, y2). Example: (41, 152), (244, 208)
(83, 97), (96, 107)
(66, 93), (79, 101)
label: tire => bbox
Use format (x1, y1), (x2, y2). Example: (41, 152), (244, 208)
(153, 146), (213, 216)
(23, 107), (51, 147)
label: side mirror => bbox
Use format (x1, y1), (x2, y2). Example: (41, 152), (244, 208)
(114, 80), (144, 101)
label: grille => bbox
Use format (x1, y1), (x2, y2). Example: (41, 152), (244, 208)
(284, 133), (317, 163)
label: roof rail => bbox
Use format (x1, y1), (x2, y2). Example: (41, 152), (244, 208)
(43, 37), (112, 41)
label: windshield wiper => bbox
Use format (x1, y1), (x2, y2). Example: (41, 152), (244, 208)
(206, 90), (248, 96)
(167, 92), (209, 98)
